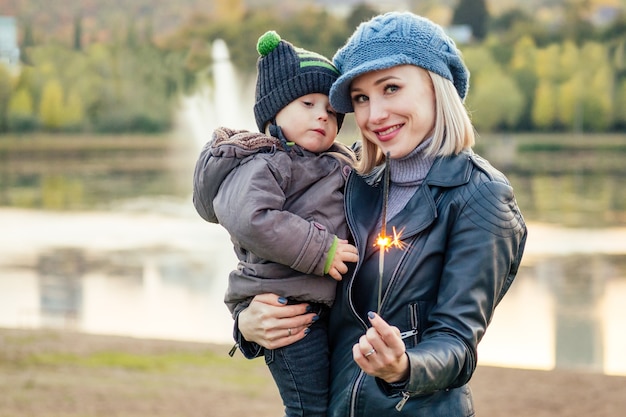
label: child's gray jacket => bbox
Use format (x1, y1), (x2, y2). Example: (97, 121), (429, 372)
(193, 127), (352, 316)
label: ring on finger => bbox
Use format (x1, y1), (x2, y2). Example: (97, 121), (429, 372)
(287, 328), (292, 337)
(364, 348), (376, 357)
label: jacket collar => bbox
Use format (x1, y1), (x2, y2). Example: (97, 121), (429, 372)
(347, 149), (474, 244)
(423, 148), (473, 187)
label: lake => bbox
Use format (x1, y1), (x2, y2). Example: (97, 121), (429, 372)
(1, 132), (626, 377)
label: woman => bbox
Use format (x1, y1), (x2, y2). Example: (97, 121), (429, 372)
(234, 11), (527, 417)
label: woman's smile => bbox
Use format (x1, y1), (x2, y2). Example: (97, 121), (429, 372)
(373, 124), (404, 142)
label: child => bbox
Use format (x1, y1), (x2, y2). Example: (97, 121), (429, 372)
(192, 31), (359, 417)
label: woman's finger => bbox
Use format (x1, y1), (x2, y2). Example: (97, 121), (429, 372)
(367, 311), (404, 352)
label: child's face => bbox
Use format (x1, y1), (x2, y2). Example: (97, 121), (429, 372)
(275, 93), (339, 153)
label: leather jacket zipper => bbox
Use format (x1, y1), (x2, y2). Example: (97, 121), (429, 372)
(396, 391), (411, 411)
(349, 371), (366, 417)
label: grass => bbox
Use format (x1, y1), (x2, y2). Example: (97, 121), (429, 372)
(20, 351), (225, 371)
(2, 329), (249, 373)
(0, 328), (283, 417)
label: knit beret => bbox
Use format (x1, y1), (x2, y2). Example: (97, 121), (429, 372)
(254, 31), (344, 132)
(329, 12), (470, 113)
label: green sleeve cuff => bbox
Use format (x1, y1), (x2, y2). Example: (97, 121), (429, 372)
(324, 236), (339, 275)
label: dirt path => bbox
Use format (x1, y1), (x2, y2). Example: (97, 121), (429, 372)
(1, 328), (625, 417)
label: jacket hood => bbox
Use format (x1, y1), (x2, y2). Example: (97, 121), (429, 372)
(192, 127), (282, 223)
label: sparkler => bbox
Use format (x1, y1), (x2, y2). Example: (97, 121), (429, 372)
(375, 152), (405, 313)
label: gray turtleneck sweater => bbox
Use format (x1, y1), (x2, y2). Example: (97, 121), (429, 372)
(378, 137), (435, 230)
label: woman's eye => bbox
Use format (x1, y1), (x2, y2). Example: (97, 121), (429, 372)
(385, 84), (399, 94)
(351, 94), (368, 104)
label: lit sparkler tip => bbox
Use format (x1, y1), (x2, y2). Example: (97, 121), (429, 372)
(376, 235), (391, 247)
(374, 226), (405, 251)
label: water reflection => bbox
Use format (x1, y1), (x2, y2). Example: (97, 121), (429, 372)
(509, 173), (626, 227)
(1, 220), (625, 376)
(0, 208), (237, 344)
(479, 253), (626, 376)
(39, 248), (84, 327)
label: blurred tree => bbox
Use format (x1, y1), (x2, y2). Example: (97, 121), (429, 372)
(582, 65), (614, 131)
(183, 38), (212, 73)
(90, 46), (173, 133)
(509, 36), (538, 129)
(613, 38), (626, 74)
(73, 14), (83, 51)
(0, 64), (13, 132)
(558, 41), (580, 82)
(489, 7), (532, 34)
(20, 19), (36, 65)
(14, 67), (42, 111)
(39, 79), (65, 130)
(126, 19), (139, 48)
(215, 0), (245, 22)
(561, 0), (594, 43)
(532, 80), (558, 130)
(462, 44), (497, 75)
(452, 0), (489, 41)
(580, 41), (610, 74)
(535, 44), (561, 82)
(557, 73), (583, 131)
(346, 4), (379, 33)
(64, 90), (85, 130)
(615, 78), (626, 128)
(281, 8), (347, 63)
(7, 88), (38, 132)
(467, 67), (525, 131)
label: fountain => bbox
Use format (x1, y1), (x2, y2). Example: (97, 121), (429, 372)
(179, 39), (257, 149)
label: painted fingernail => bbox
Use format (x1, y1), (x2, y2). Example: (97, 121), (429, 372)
(367, 311), (375, 319)
(312, 315), (319, 322)
(278, 297), (288, 305)
(304, 328), (311, 335)
(305, 305), (312, 313)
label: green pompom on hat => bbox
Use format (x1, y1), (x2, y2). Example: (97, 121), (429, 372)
(256, 31), (281, 57)
(253, 30), (344, 133)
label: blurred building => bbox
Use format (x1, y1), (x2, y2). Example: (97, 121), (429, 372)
(314, 0), (417, 17)
(446, 24), (473, 45)
(0, 16), (20, 67)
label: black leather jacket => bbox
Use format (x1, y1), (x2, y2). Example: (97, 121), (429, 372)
(327, 149), (527, 417)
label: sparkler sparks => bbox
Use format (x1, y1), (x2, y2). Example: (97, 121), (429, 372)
(375, 226), (405, 252)
(375, 226), (405, 313)
(374, 152), (406, 313)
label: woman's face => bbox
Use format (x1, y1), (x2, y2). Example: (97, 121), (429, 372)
(350, 65), (435, 159)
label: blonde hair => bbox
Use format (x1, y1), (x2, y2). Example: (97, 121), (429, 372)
(355, 70), (475, 174)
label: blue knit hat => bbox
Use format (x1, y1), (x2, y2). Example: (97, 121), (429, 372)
(254, 31), (344, 132)
(329, 12), (469, 113)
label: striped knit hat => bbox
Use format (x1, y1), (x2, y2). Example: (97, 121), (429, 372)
(254, 31), (344, 132)
(330, 12), (469, 113)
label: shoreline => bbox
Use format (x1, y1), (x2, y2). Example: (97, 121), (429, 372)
(2, 207), (626, 255)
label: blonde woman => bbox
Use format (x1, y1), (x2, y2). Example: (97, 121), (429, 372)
(236, 12), (527, 417)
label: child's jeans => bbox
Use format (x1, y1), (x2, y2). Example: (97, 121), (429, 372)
(265, 306), (329, 417)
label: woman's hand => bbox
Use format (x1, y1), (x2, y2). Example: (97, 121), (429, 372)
(352, 312), (410, 384)
(238, 293), (317, 350)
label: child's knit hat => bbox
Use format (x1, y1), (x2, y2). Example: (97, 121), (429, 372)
(329, 12), (469, 113)
(254, 31), (344, 133)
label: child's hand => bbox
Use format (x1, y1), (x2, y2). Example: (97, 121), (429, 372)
(328, 239), (359, 281)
